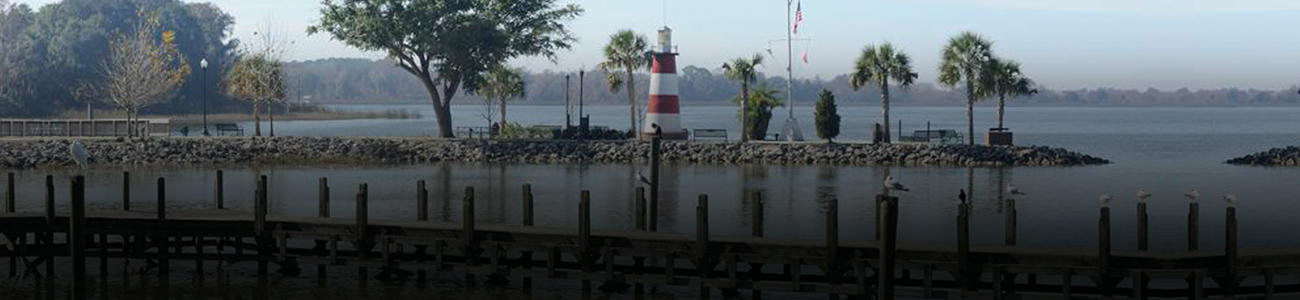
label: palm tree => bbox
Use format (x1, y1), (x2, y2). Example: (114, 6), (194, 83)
(850, 43), (917, 144)
(989, 59), (1037, 129)
(476, 66), (526, 127)
(732, 85), (785, 140)
(721, 53), (764, 142)
(938, 32), (996, 145)
(597, 30), (649, 138)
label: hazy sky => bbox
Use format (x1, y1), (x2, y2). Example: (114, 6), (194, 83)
(13, 0), (1300, 90)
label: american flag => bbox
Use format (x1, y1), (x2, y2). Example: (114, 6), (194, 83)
(793, 1), (803, 34)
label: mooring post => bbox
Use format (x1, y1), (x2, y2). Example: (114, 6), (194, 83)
(157, 177), (166, 220)
(649, 137), (661, 232)
(751, 191), (764, 300)
(697, 194), (710, 299)
(256, 175), (268, 276)
(4, 172), (13, 213)
(1100, 206), (1112, 297)
(44, 175), (54, 278)
(1138, 202), (1149, 251)
(318, 177), (329, 218)
(957, 203), (972, 292)
(1005, 199), (1017, 246)
(463, 186), (477, 285)
(579, 190), (592, 292)
(157, 177), (169, 278)
(1226, 206), (1238, 296)
(70, 176), (86, 300)
(215, 170), (224, 209)
(522, 184), (535, 290)
(634, 187), (646, 231)
(122, 171), (130, 211)
(878, 195), (899, 300)
(1188, 202), (1199, 250)
(417, 180), (428, 221)
(826, 198), (841, 297)
(357, 183), (370, 280)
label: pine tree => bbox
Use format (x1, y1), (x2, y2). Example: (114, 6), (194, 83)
(814, 89), (841, 142)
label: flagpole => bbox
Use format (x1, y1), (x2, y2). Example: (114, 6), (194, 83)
(783, 0), (803, 141)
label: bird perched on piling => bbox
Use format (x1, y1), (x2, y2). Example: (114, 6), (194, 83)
(1185, 189), (1199, 201)
(638, 172), (651, 186)
(1224, 194), (1237, 207)
(1100, 193), (1112, 207)
(1008, 184), (1025, 195)
(69, 140), (88, 169)
(1137, 189), (1152, 203)
(884, 176), (909, 192)
(958, 189), (968, 203)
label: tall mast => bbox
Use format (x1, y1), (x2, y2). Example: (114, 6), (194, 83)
(786, 0), (794, 121)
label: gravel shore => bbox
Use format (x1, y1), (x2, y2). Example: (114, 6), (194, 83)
(0, 137), (1111, 169)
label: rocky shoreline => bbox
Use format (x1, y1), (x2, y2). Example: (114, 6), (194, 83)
(1227, 146), (1300, 166)
(0, 137), (1110, 169)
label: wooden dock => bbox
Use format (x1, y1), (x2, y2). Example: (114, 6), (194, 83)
(0, 173), (1296, 299)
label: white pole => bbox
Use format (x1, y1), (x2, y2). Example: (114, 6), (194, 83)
(786, 0), (794, 121)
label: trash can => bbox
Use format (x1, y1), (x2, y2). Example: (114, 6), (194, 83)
(986, 127), (1013, 146)
(871, 123), (884, 144)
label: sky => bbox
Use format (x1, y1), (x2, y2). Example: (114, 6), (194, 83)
(12, 0), (1300, 90)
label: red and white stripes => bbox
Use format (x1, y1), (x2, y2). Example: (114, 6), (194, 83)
(643, 27), (686, 140)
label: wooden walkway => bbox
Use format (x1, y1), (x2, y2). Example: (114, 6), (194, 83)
(1, 173), (1297, 300)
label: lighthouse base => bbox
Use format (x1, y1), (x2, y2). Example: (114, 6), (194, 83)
(640, 130), (688, 141)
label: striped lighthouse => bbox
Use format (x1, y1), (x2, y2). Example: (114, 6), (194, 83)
(642, 27), (686, 140)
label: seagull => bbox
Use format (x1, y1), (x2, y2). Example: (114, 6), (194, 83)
(1137, 189), (1152, 202)
(69, 140), (88, 169)
(958, 189), (968, 203)
(1008, 184), (1026, 195)
(884, 176), (909, 192)
(1224, 194), (1237, 207)
(637, 172), (651, 186)
(1184, 189), (1199, 201)
(1100, 193), (1112, 207)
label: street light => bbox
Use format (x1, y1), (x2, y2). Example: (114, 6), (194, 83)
(201, 58), (209, 136)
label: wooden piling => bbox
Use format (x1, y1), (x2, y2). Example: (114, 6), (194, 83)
(157, 177), (169, 278)
(44, 175), (54, 278)
(634, 187), (646, 231)
(357, 183), (369, 244)
(4, 172), (13, 213)
(957, 203), (971, 292)
(1226, 206), (1238, 296)
(826, 198), (841, 292)
(1099, 206), (1112, 297)
(752, 191), (764, 300)
(122, 171), (130, 211)
(697, 194), (710, 299)
(579, 190), (592, 292)
(649, 137), (661, 232)
(417, 180), (428, 221)
(1188, 202), (1199, 251)
(318, 178), (329, 218)
(463, 186), (477, 285)
(157, 177), (166, 220)
(1138, 202), (1148, 251)
(1005, 199), (1017, 246)
(522, 184), (534, 289)
(213, 170), (224, 209)
(70, 176), (86, 300)
(256, 175), (268, 276)
(878, 195), (899, 300)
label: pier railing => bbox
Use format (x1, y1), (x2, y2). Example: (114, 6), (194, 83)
(0, 118), (171, 137)
(0, 172), (1288, 299)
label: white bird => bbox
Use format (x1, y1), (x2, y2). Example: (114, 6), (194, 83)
(1224, 194), (1237, 207)
(884, 176), (909, 192)
(1100, 193), (1112, 207)
(1184, 189), (1200, 201)
(1137, 189), (1152, 202)
(69, 140), (88, 169)
(1008, 184), (1026, 195)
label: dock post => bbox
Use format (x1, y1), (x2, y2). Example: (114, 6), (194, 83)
(751, 191), (764, 300)
(463, 186), (477, 285)
(4, 172), (13, 213)
(579, 190), (592, 292)
(157, 177), (166, 220)
(44, 175), (54, 278)
(157, 177), (169, 278)
(649, 136), (661, 232)
(255, 175), (268, 276)
(357, 183), (370, 281)
(318, 178), (329, 218)
(1138, 202), (1148, 251)
(417, 180), (428, 221)
(957, 203), (972, 292)
(826, 198), (841, 299)
(634, 187), (646, 231)
(122, 171), (130, 211)
(522, 184), (534, 290)
(1188, 202), (1199, 250)
(1005, 199), (1017, 246)
(215, 170), (224, 209)
(697, 194), (710, 299)
(70, 176), (86, 300)
(878, 195), (898, 300)
(1226, 206), (1238, 296)
(1099, 206), (1112, 297)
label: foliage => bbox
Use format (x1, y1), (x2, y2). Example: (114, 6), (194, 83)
(473, 66), (526, 126)
(225, 52), (286, 136)
(552, 126), (631, 140)
(731, 85), (784, 141)
(310, 0), (582, 138)
(97, 10), (191, 136)
(597, 29), (649, 137)
(814, 89), (840, 141)
(721, 53), (764, 142)
(851, 43), (916, 144)
(938, 31), (996, 145)
(989, 58), (1037, 129)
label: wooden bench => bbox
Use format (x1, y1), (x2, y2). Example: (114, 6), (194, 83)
(214, 123), (244, 136)
(693, 129), (728, 141)
(456, 126), (492, 139)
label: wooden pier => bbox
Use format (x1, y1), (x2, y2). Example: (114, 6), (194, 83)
(0, 173), (1296, 299)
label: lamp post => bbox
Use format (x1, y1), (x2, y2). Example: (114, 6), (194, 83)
(201, 58), (210, 136)
(565, 74), (571, 129)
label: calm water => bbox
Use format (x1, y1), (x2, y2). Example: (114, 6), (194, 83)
(7, 104), (1300, 299)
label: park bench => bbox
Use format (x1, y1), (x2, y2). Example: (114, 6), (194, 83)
(692, 129), (728, 141)
(214, 123), (244, 136)
(456, 126), (492, 139)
